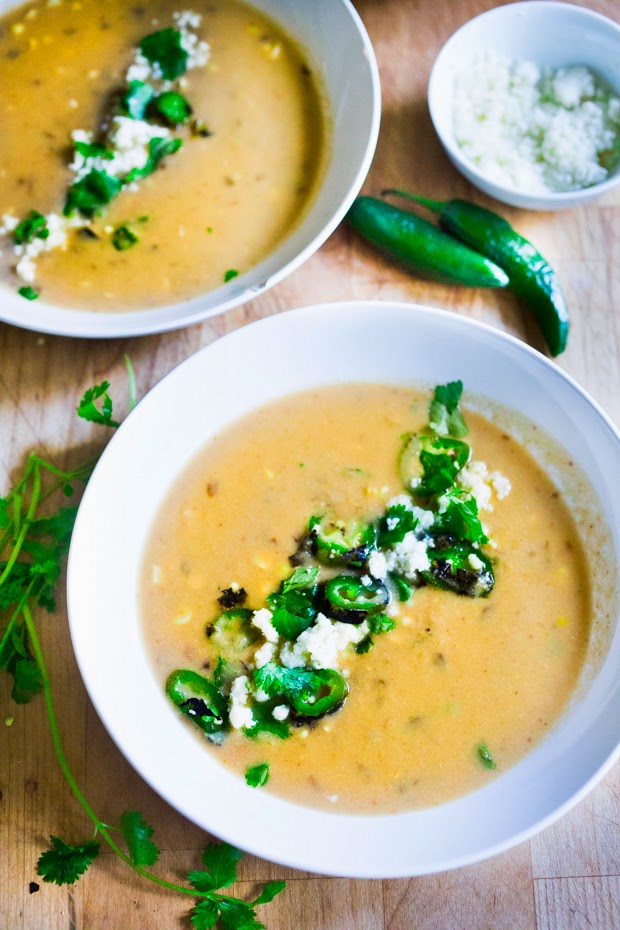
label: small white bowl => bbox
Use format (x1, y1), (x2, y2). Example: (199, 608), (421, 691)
(67, 301), (620, 878)
(0, 0), (380, 338)
(428, 1), (620, 210)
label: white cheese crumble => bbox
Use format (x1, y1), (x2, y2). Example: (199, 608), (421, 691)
(254, 641), (276, 669)
(279, 612), (369, 670)
(454, 52), (620, 193)
(387, 495), (435, 532)
(382, 532), (430, 581)
(367, 550), (388, 580)
(468, 553), (484, 571)
(251, 607), (278, 643)
(5, 212), (87, 283)
(457, 460), (511, 512)
(228, 675), (255, 730)
(272, 704), (290, 722)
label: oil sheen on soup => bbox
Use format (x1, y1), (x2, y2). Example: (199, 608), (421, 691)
(0, 0), (325, 310)
(142, 384), (591, 814)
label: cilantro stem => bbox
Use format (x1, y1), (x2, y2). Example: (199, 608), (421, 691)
(0, 580), (35, 658)
(124, 354), (137, 411)
(22, 605), (220, 900)
(0, 464), (41, 590)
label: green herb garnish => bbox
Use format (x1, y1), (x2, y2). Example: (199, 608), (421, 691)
(429, 380), (469, 439)
(74, 140), (115, 161)
(245, 762), (270, 788)
(125, 136), (183, 182)
(64, 169), (122, 218)
(434, 490), (488, 545)
(13, 210), (49, 245)
(224, 269), (239, 283)
(154, 90), (192, 125)
(267, 569), (319, 640)
(280, 566), (319, 593)
(254, 663), (322, 701)
(76, 381), (120, 428)
(112, 225), (139, 251)
(1, 365), (285, 928)
(140, 27), (188, 80)
(120, 79), (156, 120)
(477, 742), (496, 770)
(367, 614), (396, 635)
(390, 575), (413, 602)
(377, 503), (418, 547)
(18, 286), (39, 301)
(37, 836), (100, 885)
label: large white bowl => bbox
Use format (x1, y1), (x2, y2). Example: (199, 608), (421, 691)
(0, 0), (379, 338)
(67, 302), (620, 877)
(429, 2), (620, 210)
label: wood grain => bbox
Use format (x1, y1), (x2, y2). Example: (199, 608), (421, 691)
(2, 1), (619, 928)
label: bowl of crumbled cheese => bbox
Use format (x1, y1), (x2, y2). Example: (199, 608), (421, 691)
(428, 2), (620, 209)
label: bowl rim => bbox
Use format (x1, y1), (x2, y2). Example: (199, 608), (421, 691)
(0, 0), (381, 339)
(67, 300), (620, 878)
(428, 0), (620, 207)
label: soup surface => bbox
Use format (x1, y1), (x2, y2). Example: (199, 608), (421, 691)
(142, 384), (591, 813)
(0, 0), (325, 310)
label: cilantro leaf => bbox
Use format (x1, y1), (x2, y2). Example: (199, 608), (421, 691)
(218, 898), (266, 930)
(434, 491), (488, 545)
(18, 286), (39, 301)
(29, 506), (78, 546)
(251, 880), (286, 905)
(74, 140), (114, 161)
(112, 225), (139, 251)
(11, 657), (44, 704)
(120, 79), (156, 120)
(390, 574), (413, 602)
(0, 622), (44, 703)
(280, 566), (318, 593)
(140, 28), (188, 80)
(254, 663), (321, 700)
(189, 842), (244, 893)
(119, 809), (159, 866)
(77, 381), (119, 428)
(415, 435), (470, 500)
(244, 700), (290, 741)
(377, 504), (418, 548)
(355, 635), (373, 654)
(190, 899), (220, 930)
(245, 763), (269, 788)
(125, 137), (183, 182)
(154, 91), (192, 125)
(367, 614), (396, 635)
(37, 836), (100, 885)
(429, 380), (468, 439)
(64, 169), (122, 218)
(224, 269), (239, 283)
(267, 570), (319, 639)
(0, 561), (32, 610)
(13, 210), (49, 245)
(477, 743), (496, 770)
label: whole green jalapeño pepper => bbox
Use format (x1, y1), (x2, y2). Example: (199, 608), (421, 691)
(385, 191), (569, 357)
(289, 668), (348, 718)
(347, 197), (510, 289)
(166, 669), (228, 738)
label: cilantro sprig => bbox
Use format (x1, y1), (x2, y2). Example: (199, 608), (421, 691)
(429, 380), (469, 439)
(1, 359), (284, 928)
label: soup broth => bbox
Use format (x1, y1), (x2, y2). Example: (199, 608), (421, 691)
(0, 0), (325, 310)
(142, 384), (591, 813)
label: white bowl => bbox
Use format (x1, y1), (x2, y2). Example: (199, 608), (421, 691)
(428, 1), (620, 210)
(0, 0), (379, 338)
(67, 301), (620, 878)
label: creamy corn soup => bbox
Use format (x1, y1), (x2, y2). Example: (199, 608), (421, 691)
(0, 0), (325, 309)
(142, 384), (591, 813)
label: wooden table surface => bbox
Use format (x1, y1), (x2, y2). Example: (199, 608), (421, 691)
(2, 0), (620, 927)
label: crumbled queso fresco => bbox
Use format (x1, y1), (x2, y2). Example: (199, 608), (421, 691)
(0, 10), (209, 285)
(453, 51), (620, 193)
